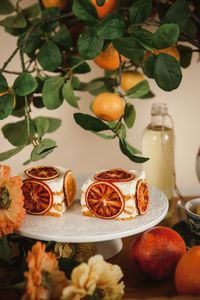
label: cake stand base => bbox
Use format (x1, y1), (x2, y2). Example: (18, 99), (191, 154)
(95, 238), (123, 259)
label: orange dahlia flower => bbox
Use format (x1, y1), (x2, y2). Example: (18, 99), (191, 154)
(0, 164), (26, 236)
(23, 241), (68, 300)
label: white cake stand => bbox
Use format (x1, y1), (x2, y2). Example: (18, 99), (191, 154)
(16, 186), (168, 259)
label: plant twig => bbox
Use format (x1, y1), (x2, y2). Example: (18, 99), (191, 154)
(2, 69), (22, 75)
(0, 47), (20, 73)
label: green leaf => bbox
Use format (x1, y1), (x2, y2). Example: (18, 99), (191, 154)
(88, 77), (116, 95)
(62, 81), (79, 109)
(71, 76), (81, 90)
(67, 56), (91, 74)
(41, 8), (60, 32)
(33, 97), (44, 108)
(13, 73), (38, 96)
(126, 80), (150, 98)
(0, 0), (14, 15)
(0, 94), (14, 119)
(178, 45), (192, 68)
(20, 29), (43, 56)
(72, 0), (97, 24)
(117, 123), (126, 140)
(53, 25), (72, 51)
(23, 3), (41, 18)
(0, 145), (25, 161)
(96, 13), (125, 40)
(162, 0), (189, 30)
(153, 23), (180, 49)
(74, 113), (110, 132)
(154, 53), (182, 91)
(112, 37), (145, 65)
(0, 13), (27, 29)
(130, 0), (152, 24)
(78, 27), (104, 60)
(2, 120), (31, 146)
(123, 103), (136, 128)
(33, 138), (57, 155)
(182, 18), (198, 39)
(38, 41), (62, 72)
(95, 132), (115, 139)
(119, 138), (148, 163)
(34, 117), (49, 138)
(42, 77), (64, 109)
(0, 73), (8, 93)
(33, 117), (61, 133)
(131, 28), (153, 51)
(143, 53), (156, 78)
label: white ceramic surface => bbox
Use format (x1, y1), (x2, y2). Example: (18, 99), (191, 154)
(16, 186), (168, 242)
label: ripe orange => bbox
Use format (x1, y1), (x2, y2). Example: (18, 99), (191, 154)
(92, 92), (125, 122)
(131, 226), (186, 280)
(94, 44), (125, 71)
(91, 0), (118, 19)
(42, 0), (68, 9)
(121, 71), (144, 91)
(144, 46), (180, 62)
(175, 246), (200, 295)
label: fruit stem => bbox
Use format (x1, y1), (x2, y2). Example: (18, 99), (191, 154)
(0, 47), (20, 74)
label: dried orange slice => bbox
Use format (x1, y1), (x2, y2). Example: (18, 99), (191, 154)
(24, 166), (60, 180)
(94, 168), (135, 182)
(22, 179), (53, 215)
(63, 170), (77, 207)
(136, 180), (149, 215)
(85, 181), (125, 219)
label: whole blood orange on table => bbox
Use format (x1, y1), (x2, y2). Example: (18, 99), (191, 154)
(175, 246), (200, 295)
(25, 166), (60, 180)
(91, 0), (118, 19)
(22, 179), (53, 215)
(85, 181), (125, 219)
(94, 168), (135, 182)
(131, 226), (186, 280)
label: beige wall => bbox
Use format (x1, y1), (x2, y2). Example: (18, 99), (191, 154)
(0, 3), (200, 196)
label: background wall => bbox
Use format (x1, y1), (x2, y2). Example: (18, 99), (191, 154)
(0, 1), (200, 196)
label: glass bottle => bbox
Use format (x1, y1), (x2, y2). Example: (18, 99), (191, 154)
(142, 103), (175, 201)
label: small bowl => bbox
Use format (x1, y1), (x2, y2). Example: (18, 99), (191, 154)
(185, 198), (200, 236)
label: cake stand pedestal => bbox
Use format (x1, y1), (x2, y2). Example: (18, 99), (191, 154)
(16, 186), (168, 259)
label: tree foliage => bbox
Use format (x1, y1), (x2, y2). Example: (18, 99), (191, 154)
(0, 0), (199, 164)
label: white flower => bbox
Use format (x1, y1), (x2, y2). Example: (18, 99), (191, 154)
(61, 255), (124, 300)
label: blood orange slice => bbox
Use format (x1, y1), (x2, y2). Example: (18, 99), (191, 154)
(63, 170), (77, 207)
(22, 179), (53, 215)
(85, 181), (124, 219)
(136, 180), (149, 215)
(94, 168), (135, 182)
(25, 166), (60, 180)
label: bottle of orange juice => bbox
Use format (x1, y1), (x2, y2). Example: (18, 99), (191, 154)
(142, 103), (175, 201)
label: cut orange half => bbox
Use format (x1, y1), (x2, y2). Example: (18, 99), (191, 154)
(63, 170), (77, 207)
(85, 181), (125, 219)
(22, 179), (53, 215)
(25, 166), (60, 180)
(136, 180), (149, 215)
(94, 168), (135, 182)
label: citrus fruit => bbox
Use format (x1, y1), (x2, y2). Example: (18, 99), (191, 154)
(85, 181), (124, 219)
(144, 46), (180, 62)
(91, 0), (118, 19)
(63, 169), (77, 207)
(94, 168), (135, 182)
(94, 43), (125, 71)
(25, 166), (60, 180)
(136, 180), (149, 215)
(121, 71), (144, 91)
(42, 0), (68, 9)
(131, 226), (186, 280)
(22, 179), (53, 215)
(175, 246), (200, 295)
(92, 92), (125, 122)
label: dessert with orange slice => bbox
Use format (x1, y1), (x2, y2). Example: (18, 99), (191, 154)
(81, 168), (149, 220)
(22, 166), (77, 216)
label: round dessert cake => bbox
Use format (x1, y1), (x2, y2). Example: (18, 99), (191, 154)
(81, 168), (149, 220)
(21, 166), (77, 217)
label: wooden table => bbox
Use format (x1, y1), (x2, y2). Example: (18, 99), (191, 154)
(1, 198), (200, 300)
